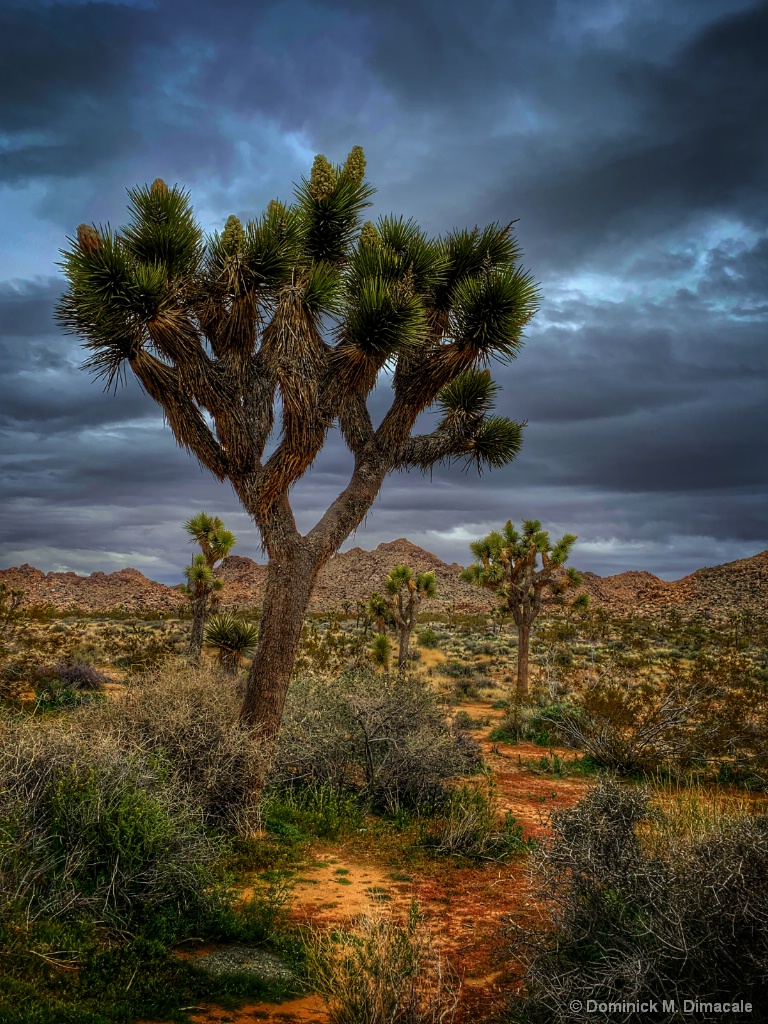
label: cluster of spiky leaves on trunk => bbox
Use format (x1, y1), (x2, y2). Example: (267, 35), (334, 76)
(181, 513), (235, 596)
(56, 147), (538, 559)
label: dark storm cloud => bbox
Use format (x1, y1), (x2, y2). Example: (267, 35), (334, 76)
(0, 278), (61, 336)
(475, 2), (768, 271)
(0, 0), (765, 580)
(0, 280), (157, 433)
(0, 1), (155, 183)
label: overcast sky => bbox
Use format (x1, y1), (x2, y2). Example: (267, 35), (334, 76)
(1, 0), (766, 584)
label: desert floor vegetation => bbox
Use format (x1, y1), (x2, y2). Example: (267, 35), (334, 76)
(1, 599), (767, 1022)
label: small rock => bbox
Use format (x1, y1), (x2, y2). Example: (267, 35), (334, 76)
(191, 944), (296, 985)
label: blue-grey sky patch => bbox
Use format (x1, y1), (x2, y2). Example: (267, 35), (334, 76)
(0, 0), (766, 584)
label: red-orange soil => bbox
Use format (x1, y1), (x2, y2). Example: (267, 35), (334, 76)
(139, 706), (589, 1024)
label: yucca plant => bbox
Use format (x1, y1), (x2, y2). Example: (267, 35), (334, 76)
(366, 591), (394, 634)
(57, 147), (539, 794)
(203, 612), (260, 676)
(180, 512), (236, 660)
(370, 632), (392, 671)
(385, 566), (438, 673)
(461, 520), (584, 698)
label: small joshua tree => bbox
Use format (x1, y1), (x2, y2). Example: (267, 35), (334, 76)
(461, 520), (582, 699)
(385, 566), (438, 673)
(203, 611), (260, 677)
(181, 512), (236, 660)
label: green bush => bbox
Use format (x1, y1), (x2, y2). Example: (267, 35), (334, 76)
(274, 669), (482, 814)
(421, 780), (528, 861)
(0, 727), (219, 929)
(452, 677), (480, 700)
(417, 628), (440, 649)
(261, 783), (366, 841)
(453, 710), (475, 731)
(488, 725), (517, 744)
(443, 661), (478, 679)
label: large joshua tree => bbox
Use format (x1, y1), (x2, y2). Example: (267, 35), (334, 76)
(461, 520), (582, 699)
(57, 147), (539, 762)
(385, 566), (438, 673)
(181, 512), (236, 660)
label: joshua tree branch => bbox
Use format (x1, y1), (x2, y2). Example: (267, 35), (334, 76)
(397, 419), (480, 471)
(130, 350), (228, 479)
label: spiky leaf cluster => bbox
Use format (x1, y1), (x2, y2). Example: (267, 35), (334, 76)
(203, 612), (260, 655)
(184, 512), (236, 566)
(57, 148), (540, 529)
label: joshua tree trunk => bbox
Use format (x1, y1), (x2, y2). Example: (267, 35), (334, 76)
(397, 626), (413, 674)
(221, 651), (240, 677)
(189, 596), (207, 661)
(239, 546), (316, 743)
(516, 621), (531, 700)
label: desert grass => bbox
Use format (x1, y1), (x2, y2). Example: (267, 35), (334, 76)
(306, 905), (460, 1024)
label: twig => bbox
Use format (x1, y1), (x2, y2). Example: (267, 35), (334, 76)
(27, 949), (81, 972)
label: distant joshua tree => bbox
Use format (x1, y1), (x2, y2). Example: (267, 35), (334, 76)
(461, 520), (584, 699)
(57, 146), (538, 788)
(181, 512), (236, 660)
(385, 565), (438, 673)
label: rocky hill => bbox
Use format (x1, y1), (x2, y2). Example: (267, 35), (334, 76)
(579, 549), (768, 621)
(0, 563), (186, 613)
(216, 538), (487, 613)
(1, 544), (765, 621)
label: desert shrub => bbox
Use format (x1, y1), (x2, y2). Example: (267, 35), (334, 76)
(307, 905), (460, 1024)
(34, 660), (111, 693)
(539, 650), (768, 777)
(26, 603), (59, 623)
(103, 622), (180, 674)
(0, 722), (219, 928)
(296, 616), (363, 676)
(443, 660), (478, 679)
(417, 628), (439, 649)
(491, 701), (558, 744)
(453, 710), (475, 730)
(273, 669), (482, 814)
(452, 677), (480, 700)
(214, 877), (294, 944)
(506, 781), (768, 1022)
(533, 751), (601, 778)
(488, 724), (517, 744)
(99, 665), (267, 832)
(421, 778), (527, 861)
